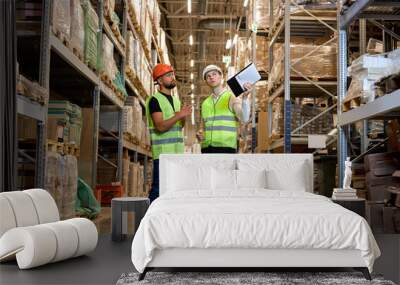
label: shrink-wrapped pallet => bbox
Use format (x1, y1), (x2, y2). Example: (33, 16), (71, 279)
(102, 34), (118, 80)
(268, 42), (337, 93)
(70, 0), (84, 57)
(52, 0), (71, 39)
(61, 155), (78, 219)
(45, 151), (64, 211)
(82, 0), (99, 70)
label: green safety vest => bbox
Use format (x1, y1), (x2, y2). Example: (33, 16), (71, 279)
(201, 90), (238, 149)
(145, 92), (184, 160)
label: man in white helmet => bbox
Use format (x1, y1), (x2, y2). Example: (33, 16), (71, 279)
(197, 64), (252, 153)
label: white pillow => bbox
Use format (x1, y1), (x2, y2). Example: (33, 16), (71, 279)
(266, 162), (307, 191)
(236, 169), (267, 189)
(168, 163), (211, 191)
(211, 168), (237, 190)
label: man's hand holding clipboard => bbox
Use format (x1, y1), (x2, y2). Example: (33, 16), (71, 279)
(227, 62), (261, 97)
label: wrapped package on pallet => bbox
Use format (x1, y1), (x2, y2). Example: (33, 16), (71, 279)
(255, 36), (269, 74)
(45, 151), (64, 210)
(102, 34), (118, 81)
(48, 100), (72, 143)
(70, 0), (84, 57)
(127, 31), (139, 73)
(268, 42), (337, 93)
(82, 0), (99, 70)
(61, 155), (78, 219)
(247, 0), (281, 31)
(52, 0), (71, 39)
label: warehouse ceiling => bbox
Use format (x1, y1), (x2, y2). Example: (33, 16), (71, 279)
(158, 0), (248, 106)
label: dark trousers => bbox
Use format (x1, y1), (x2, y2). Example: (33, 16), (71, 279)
(148, 159), (159, 203)
(202, 146), (237, 153)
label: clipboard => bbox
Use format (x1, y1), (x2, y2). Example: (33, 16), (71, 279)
(226, 62), (261, 96)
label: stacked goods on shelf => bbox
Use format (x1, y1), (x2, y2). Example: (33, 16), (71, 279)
(346, 49), (400, 108)
(16, 74), (48, 105)
(147, 0), (161, 36)
(365, 152), (400, 202)
(246, 0), (280, 31)
(126, 31), (139, 76)
(126, 96), (143, 141)
(69, 104), (83, 146)
(99, 106), (123, 133)
(62, 155), (78, 219)
(82, 0), (99, 71)
(145, 160), (153, 194)
(47, 100), (82, 148)
(268, 41), (337, 93)
(127, 162), (147, 197)
(255, 37), (269, 74)
(141, 118), (151, 149)
(52, 0), (71, 42)
(103, 0), (115, 20)
(364, 152), (400, 233)
(235, 37), (251, 72)
(45, 152), (78, 220)
(158, 29), (170, 64)
(101, 32), (127, 100)
(70, 0), (85, 59)
(48, 100), (72, 143)
(271, 98), (333, 137)
(255, 80), (268, 110)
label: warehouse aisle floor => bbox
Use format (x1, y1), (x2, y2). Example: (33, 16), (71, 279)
(1, 234), (398, 285)
(0, 235), (134, 285)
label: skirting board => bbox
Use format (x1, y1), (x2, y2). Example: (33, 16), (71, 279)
(148, 248), (367, 268)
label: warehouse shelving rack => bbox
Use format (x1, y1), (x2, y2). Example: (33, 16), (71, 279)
(265, 0), (338, 153)
(16, 0), (161, 192)
(336, 0), (400, 187)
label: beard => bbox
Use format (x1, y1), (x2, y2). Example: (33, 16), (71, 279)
(165, 81), (176, 89)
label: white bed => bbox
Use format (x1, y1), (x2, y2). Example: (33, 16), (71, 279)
(131, 154), (380, 280)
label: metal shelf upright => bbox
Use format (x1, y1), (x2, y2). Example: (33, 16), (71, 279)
(337, 0), (400, 187)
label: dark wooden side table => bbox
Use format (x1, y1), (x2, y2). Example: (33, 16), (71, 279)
(332, 198), (366, 217)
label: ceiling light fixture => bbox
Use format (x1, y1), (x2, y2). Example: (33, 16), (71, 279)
(243, 0), (249, 8)
(190, 59), (194, 67)
(191, 83), (194, 90)
(190, 73), (194, 80)
(188, 0), (192, 13)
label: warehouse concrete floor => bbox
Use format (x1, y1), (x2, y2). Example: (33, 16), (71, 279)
(1, 234), (399, 285)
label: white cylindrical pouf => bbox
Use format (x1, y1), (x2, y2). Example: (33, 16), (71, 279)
(24, 189), (60, 224)
(0, 226), (57, 269)
(1, 192), (39, 227)
(0, 196), (17, 237)
(64, 218), (98, 257)
(42, 221), (79, 263)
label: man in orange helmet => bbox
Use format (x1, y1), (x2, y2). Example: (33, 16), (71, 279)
(145, 64), (192, 202)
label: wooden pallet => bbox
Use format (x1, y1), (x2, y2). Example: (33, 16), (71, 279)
(52, 27), (70, 48)
(85, 60), (97, 73)
(72, 47), (84, 61)
(343, 97), (361, 112)
(111, 22), (126, 48)
(47, 140), (65, 153)
(100, 72), (115, 90)
(64, 144), (80, 157)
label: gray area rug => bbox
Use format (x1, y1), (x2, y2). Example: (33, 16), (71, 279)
(116, 272), (396, 285)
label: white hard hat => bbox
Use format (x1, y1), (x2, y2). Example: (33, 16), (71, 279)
(202, 65), (222, 80)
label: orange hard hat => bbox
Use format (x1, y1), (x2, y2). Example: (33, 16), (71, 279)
(152, 64), (174, 81)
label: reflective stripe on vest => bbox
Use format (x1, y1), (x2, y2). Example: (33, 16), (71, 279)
(145, 92), (184, 159)
(201, 90), (238, 149)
